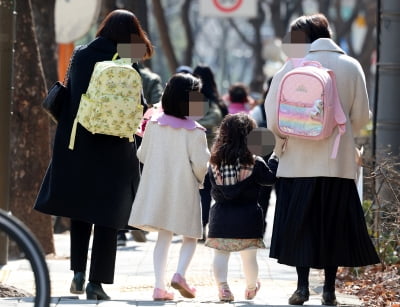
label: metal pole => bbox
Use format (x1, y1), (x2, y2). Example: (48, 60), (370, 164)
(372, 0), (381, 160)
(376, 0), (400, 155)
(0, 0), (16, 265)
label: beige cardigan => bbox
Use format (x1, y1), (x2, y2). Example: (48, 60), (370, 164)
(265, 38), (371, 180)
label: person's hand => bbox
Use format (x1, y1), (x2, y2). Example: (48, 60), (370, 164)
(355, 146), (364, 166)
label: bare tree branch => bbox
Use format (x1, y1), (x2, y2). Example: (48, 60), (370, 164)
(335, 0), (363, 41)
(269, 0), (303, 38)
(227, 19), (254, 47)
(152, 0), (179, 73)
(181, 0), (194, 66)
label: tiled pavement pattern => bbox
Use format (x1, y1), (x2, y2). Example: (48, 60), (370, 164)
(0, 198), (362, 306)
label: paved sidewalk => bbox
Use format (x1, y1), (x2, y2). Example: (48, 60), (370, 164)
(0, 201), (362, 306)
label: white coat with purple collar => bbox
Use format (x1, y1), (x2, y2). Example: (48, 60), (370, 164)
(128, 113), (210, 238)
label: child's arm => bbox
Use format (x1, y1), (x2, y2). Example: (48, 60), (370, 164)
(189, 130), (211, 185)
(254, 154), (279, 186)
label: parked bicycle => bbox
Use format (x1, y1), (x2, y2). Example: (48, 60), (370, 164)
(0, 209), (50, 307)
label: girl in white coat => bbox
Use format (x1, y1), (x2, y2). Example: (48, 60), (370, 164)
(128, 73), (210, 301)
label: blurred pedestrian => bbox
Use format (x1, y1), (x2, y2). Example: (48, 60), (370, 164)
(224, 82), (253, 114)
(176, 65), (193, 74)
(193, 64), (226, 240)
(250, 78), (273, 128)
(193, 64), (227, 144)
(34, 9), (153, 300)
(139, 64), (163, 106)
(265, 13), (380, 306)
(128, 73), (210, 301)
(249, 78), (275, 234)
(206, 113), (278, 302)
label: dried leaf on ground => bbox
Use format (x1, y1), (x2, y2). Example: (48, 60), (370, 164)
(337, 264), (400, 307)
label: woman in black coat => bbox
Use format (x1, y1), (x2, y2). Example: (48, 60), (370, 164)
(34, 9), (153, 300)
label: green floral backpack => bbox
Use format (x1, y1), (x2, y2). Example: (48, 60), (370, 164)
(68, 53), (143, 150)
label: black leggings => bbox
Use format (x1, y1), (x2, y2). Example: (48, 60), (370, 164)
(296, 266), (337, 292)
(70, 219), (118, 284)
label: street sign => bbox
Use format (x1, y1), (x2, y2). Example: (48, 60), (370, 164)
(200, 0), (257, 18)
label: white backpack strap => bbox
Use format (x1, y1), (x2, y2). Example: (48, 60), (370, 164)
(68, 118), (79, 150)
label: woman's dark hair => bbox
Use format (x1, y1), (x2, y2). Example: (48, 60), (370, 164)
(193, 65), (220, 102)
(96, 9), (154, 59)
(229, 83), (249, 103)
(290, 13), (332, 43)
(162, 73), (202, 119)
(193, 64), (228, 116)
(210, 113), (256, 167)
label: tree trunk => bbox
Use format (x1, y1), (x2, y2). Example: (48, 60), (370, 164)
(31, 0), (57, 89)
(31, 0), (57, 177)
(249, 0), (266, 93)
(152, 0), (178, 73)
(0, 0), (16, 265)
(10, 0), (54, 255)
(98, 0), (116, 24)
(269, 0), (302, 39)
(181, 0), (194, 66)
(119, 0), (148, 33)
(318, 0), (332, 16)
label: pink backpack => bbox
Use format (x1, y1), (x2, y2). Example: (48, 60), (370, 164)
(276, 59), (346, 159)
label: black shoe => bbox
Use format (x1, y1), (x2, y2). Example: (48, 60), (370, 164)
(86, 282), (111, 300)
(288, 288), (310, 305)
(117, 232), (127, 246)
(322, 291), (337, 306)
(70, 272), (85, 294)
(198, 226), (206, 243)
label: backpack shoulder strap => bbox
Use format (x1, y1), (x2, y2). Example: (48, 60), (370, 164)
(326, 69), (346, 159)
(289, 58), (305, 68)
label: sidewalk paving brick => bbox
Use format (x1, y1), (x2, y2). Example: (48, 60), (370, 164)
(0, 200), (362, 306)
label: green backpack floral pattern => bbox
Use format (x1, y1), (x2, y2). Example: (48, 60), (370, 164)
(69, 56), (142, 150)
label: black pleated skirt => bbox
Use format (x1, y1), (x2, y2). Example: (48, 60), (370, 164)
(269, 177), (380, 269)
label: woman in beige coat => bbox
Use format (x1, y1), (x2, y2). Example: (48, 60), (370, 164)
(128, 73), (210, 301)
(265, 14), (379, 306)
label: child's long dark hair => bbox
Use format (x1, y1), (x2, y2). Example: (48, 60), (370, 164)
(210, 113), (256, 168)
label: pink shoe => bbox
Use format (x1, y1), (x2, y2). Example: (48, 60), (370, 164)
(219, 283), (234, 302)
(245, 281), (261, 300)
(171, 273), (196, 298)
(152, 288), (174, 301)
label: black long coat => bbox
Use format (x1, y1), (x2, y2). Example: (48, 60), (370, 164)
(34, 37), (141, 229)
